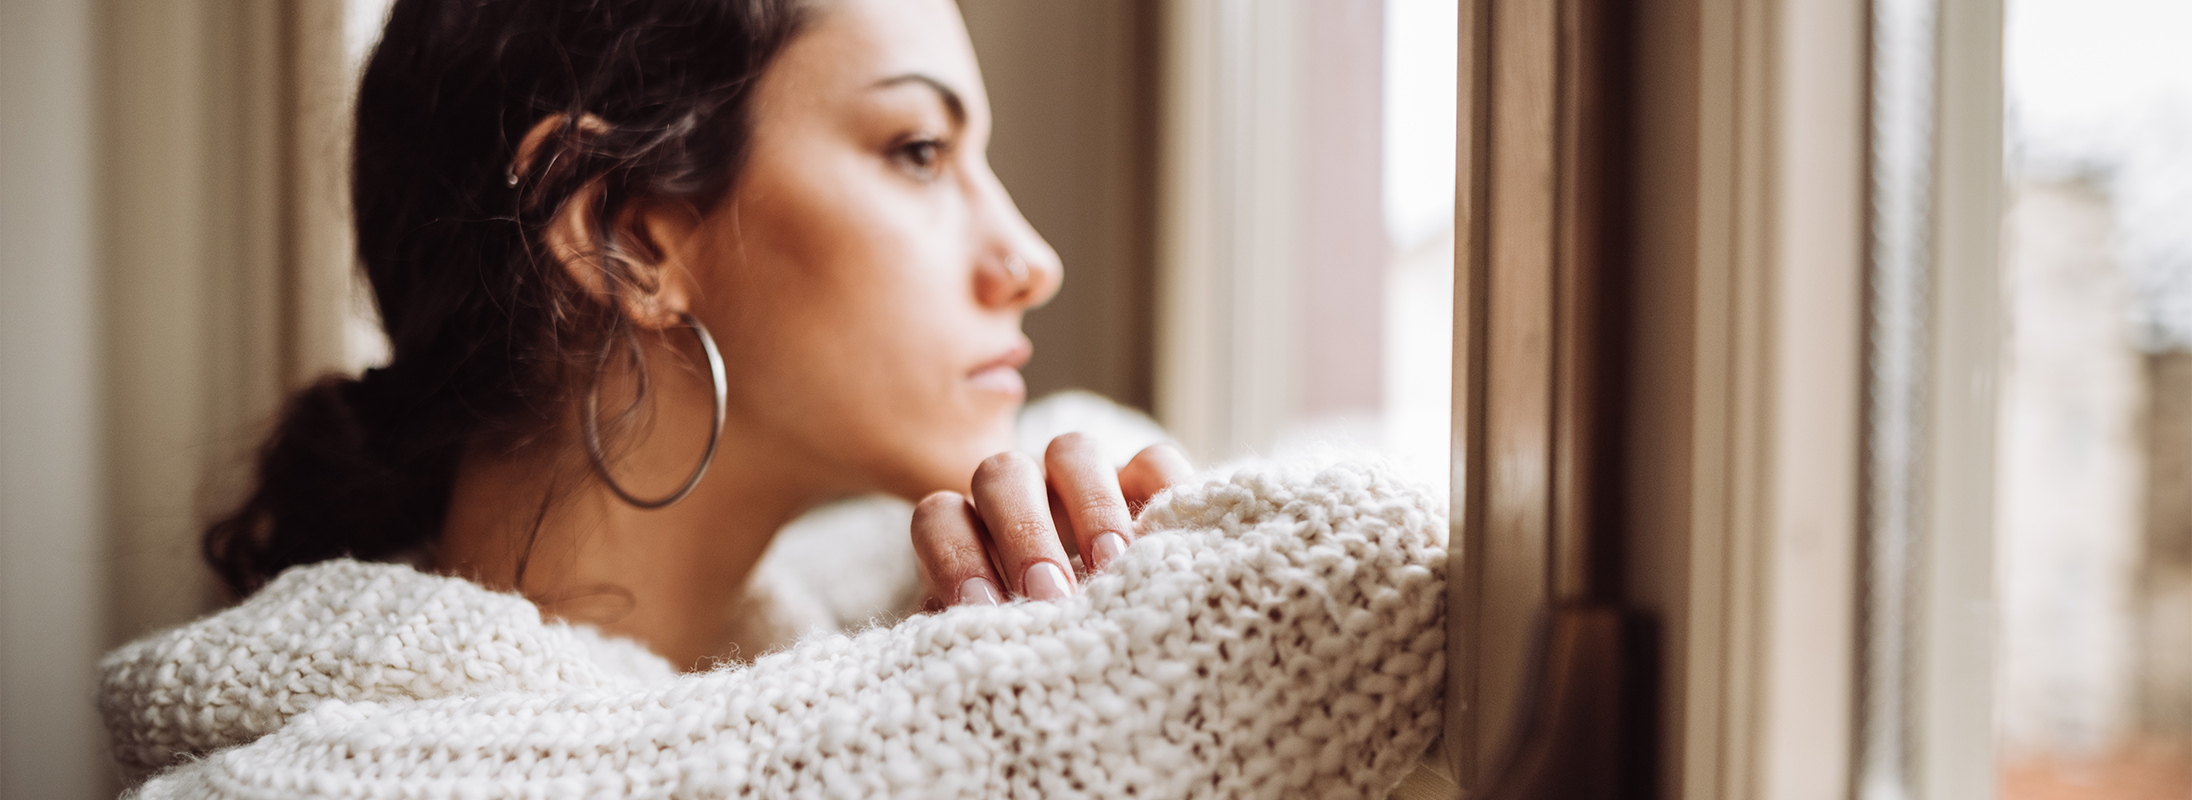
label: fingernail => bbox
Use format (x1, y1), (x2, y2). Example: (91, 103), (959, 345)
(1091, 532), (1128, 570)
(1023, 561), (1072, 601)
(957, 577), (1002, 606)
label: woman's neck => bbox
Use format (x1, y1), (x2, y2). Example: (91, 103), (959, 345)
(435, 420), (846, 672)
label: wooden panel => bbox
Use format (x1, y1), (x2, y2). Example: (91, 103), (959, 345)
(1445, 0), (1493, 785)
(1477, 0), (1561, 779)
(1551, 0), (1616, 603)
(1450, 0), (1632, 792)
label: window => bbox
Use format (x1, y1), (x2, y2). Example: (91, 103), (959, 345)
(1995, 0), (2192, 795)
(1153, 0), (1455, 496)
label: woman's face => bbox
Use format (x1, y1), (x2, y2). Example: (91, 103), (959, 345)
(667, 0), (1060, 499)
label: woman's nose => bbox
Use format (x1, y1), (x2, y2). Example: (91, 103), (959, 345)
(977, 248), (1061, 310)
(972, 171), (1062, 311)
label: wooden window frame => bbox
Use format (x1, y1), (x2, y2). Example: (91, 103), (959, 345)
(1439, 0), (2001, 797)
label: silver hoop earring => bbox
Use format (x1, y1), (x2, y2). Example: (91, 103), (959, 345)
(583, 313), (727, 509)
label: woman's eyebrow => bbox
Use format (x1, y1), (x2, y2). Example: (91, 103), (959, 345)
(870, 73), (967, 126)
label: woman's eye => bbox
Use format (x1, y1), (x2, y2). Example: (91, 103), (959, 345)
(893, 137), (948, 180)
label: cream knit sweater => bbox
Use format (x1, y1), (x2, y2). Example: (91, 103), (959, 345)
(100, 460), (1446, 798)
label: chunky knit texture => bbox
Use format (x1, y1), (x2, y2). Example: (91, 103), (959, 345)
(718, 390), (1176, 656)
(101, 460), (1447, 798)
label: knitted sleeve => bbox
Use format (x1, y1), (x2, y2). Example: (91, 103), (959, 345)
(98, 560), (681, 782)
(130, 462), (1447, 799)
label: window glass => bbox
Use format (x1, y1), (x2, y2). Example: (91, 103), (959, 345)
(1237, 0), (1457, 492)
(1997, 0), (2192, 795)
(1372, 0), (1459, 490)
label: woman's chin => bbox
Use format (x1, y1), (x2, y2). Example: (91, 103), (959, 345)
(877, 431), (1010, 500)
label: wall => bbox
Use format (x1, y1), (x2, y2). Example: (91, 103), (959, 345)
(2, 2), (345, 795)
(1, 0), (115, 795)
(958, 0), (1159, 413)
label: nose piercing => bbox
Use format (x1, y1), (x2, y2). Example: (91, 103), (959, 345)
(1004, 255), (1029, 283)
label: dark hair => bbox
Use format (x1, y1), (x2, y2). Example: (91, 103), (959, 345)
(204, 0), (812, 595)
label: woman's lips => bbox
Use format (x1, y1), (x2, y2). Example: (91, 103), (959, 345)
(969, 364), (1026, 398)
(969, 340), (1032, 399)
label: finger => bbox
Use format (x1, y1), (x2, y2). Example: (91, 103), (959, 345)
(1118, 443), (1193, 516)
(911, 491), (1005, 608)
(1045, 486), (1081, 572)
(969, 452), (1076, 600)
(1044, 433), (1134, 572)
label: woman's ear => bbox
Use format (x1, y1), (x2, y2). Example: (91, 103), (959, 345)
(519, 114), (696, 330)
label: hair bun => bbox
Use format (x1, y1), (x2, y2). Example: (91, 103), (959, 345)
(203, 373), (457, 595)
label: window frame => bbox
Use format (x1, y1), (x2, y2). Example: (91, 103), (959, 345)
(1434, 0), (2003, 797)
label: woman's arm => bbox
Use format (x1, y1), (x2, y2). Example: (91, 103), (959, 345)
(131, 461), (1446, 799)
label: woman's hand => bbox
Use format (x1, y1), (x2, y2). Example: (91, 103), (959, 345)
(913, 435), (1192, 609)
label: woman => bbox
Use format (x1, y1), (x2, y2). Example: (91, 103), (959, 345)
(98, 0), (1449, 796)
